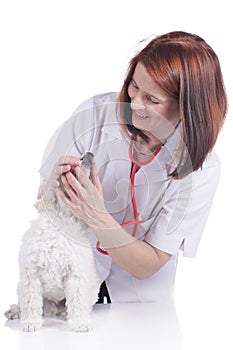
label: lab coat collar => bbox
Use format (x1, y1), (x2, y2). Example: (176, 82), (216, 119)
(101, 117), (123, 140)
(101, 115), (182, 147)
(161, 122), (183, 172)
(101, 118), (183, 179)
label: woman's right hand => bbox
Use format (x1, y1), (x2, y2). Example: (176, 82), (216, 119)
(37, 156), (81, 199)
(49, 156), (81, 189)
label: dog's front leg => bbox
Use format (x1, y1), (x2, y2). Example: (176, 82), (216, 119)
(18, 271), (43, 332)
(65, 276), (93, 332)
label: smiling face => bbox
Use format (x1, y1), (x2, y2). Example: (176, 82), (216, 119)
(128, 62), (180, 143)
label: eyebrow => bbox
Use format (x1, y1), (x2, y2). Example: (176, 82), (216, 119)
(131, 77), (166, 103)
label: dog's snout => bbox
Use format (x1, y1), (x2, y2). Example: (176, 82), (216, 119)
(80, 152), (94, 177)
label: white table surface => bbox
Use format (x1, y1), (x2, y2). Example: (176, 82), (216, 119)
(1, 302), (182, 350)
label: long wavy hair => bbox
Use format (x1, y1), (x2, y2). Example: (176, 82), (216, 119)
(118, 31), (228, 179)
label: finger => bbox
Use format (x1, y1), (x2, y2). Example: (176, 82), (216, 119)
(60, 174), (79, 202)
(50, 163), (72, 183)
(58, 156), (81, 166)
(75, 168), (92, 189)
(65, 172), (86, 197)
(51, 179), (60, 188)
(91, 163), (103, 193)
(58, 188), (76, 209)
(59, 188), (83, 219)
(54, 164), (71, 177)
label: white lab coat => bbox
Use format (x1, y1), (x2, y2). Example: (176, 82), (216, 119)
(40, 92), (220, 302)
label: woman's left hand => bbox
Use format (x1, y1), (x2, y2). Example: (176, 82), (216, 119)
(58, 163), (108, 228)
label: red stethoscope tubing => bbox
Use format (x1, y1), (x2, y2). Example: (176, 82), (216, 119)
(96, 135), (161, 255)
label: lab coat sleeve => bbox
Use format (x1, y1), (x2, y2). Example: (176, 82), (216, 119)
(144, 152), (221, 258)
(38, 96), (95, 181)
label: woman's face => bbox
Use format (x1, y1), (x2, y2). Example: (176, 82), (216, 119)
(128, 62), (180, 142)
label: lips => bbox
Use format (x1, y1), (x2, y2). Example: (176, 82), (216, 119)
(134, 111), (149, 120)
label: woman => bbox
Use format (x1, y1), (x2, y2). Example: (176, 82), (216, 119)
(39, 31), (227, 303)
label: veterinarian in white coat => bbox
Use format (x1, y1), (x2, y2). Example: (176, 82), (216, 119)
(39, 31), (227, 303)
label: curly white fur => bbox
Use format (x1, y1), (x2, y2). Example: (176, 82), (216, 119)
(5, 154), (100, 332)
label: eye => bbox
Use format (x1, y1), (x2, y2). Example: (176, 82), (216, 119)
(131, 80), (139, 90)
(146, 95), (159, 104)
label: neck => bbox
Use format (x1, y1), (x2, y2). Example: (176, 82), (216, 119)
(134, 135), (163, 156)
(129, 135), (162, 167)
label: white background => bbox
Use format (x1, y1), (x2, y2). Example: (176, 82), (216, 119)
(0, 1), (232, 349)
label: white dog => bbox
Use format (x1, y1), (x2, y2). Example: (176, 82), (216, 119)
(5, 152), (100, 332)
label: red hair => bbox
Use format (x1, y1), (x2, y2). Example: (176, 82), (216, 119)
(118, 31), (228, 178)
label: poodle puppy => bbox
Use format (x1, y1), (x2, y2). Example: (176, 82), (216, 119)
(5, 152), (100, 332)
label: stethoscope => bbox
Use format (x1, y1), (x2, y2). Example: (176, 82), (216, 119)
(96, 135), (162, 255)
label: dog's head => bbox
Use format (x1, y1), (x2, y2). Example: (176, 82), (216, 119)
(35, 152), (95, 212)
(69, 152), (94, 180)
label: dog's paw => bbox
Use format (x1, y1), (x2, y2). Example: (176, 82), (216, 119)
(4, 304), (21, 320)
(21, 320), (43, 332)
(68, 318), (92, 332)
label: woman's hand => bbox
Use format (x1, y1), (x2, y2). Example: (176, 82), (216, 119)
(49, 156), (81, 189)
(59, 163), (108, 228)
(37, 156), (81, 199)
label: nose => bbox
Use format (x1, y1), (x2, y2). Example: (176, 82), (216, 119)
(130, 102), (146, 111)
